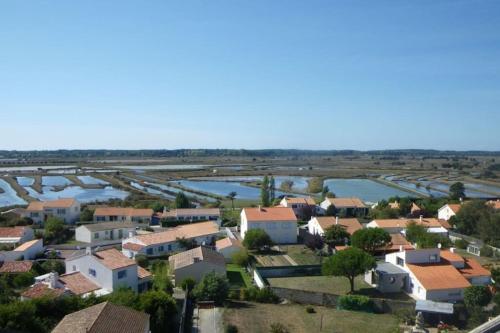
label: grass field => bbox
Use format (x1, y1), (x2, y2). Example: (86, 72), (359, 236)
(280, 244), (323, 265)
(267, 275), (372, 295)
(226, 264), (252, 289)
(223, 301), (401, 333)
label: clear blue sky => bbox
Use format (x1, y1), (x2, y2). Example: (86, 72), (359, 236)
(1, 1), (499, 150)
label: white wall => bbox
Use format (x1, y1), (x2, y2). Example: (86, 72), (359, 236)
(438, 206), (456, 221)
(76, 226), (135, 244)
(174, 261), (226, 285)
(307, 218), (324, 236)
(240, 210), (297, 244)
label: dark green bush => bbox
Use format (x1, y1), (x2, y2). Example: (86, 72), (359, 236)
(225, 324), (238, 333)
(454, 239), (469, 250)
(337, 295), (374, 312)
(306, 306), (315, 313)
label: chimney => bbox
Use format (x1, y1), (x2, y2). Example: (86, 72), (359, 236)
(399, 245), (403, 252)
(128, 230), (136, 238)
(419, 215), (423, 222)
(258, 205), (262, 211)
(450, 247), (456, 253)
(85, 247), (92, 256)
(47, 272), (59, 289)
(335, 216), (339, 225)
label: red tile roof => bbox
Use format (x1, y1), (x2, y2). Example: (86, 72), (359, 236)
(0, 226), (28, 238)
(122, 243), (144, 251)
(21, 283), (65, 299)
(137, 266), (152, 279)
(216, 237), (242, 250)
(325, 197), (367, 208)
(14, 239), (41, 252)
(243, 207), (297, 222)
(93, 248), (136, 270)
(0, 261), (33, 273)
(26, 198), (77, 210)
(459, 258), (491, 278)
(313, 217), (363, 235)
(94, 207), (153, 217)
(282, 197), (316, 206)
(440, 250), (465, 263)
(169, 246), (225, 270)
(130, 221), (220, 246)
(59, 272), (100, 295)
(371, 218), (443, 229)
(447, 204), (462, 214)
(162, 208), (221, 218)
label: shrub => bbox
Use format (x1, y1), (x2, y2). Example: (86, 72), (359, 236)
(135, 254), (149, 268)
(225, 324), (238, 333)
(13, 272), (35, 288)
(240, 286), (279, 303)
(270, 322), (289, 333)
(243, 229), (273, 250)
(454, 239), (469, 250)
(181, 277), (196, 291)
(231, 249), (249, 267)
(464, 286), (492, 308)
(337, 295), (374, 312)
(193, 272), (229, 306)
(228, 289), (240, 300)
(306, 306), (315, 313)
(481, 245), (494, 257)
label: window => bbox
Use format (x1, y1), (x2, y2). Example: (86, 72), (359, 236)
(282, 223), (290, 229)
(72, 265), (76, 272)
(397, 257), (404, 267)
(88, 268), (96, 277)
(94, 232), (99, 239)
(31, 212), (39, 217)
(167, 244), (172, 251)
(118, 270), (127, 279)
(159, 245), (164, 252)
(57, 209), (66, 214)
(429, 254), (438, 262)
(96, 216), (105, 222)
(146, 248), (153, 255)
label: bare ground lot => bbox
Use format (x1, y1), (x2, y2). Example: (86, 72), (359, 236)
(223, 301), (401, 333)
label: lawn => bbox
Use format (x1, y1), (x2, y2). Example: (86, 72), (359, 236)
(254, 253), (294, 266)
(267, 275), (372, 296)
(280, 244), (323, 265)
(223, 301), (401, 333)
(226, 264), (252, 289)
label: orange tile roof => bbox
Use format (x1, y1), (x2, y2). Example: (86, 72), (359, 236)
(440, 250), (465, 263)
(459, 258), (491, 278)
(169, 246), (225, 270)
(122, 243), (144, 251)
(13, 239), (41, 252)
(59, 272), (100, 295)
(93, 248), (136, 270)
(0, 261), (33, 273)
(94, 207), (153, 217)
(326, 197), (367, 208)
(406, 263), (471, 291)
(131, 221), (220, 246)
(371, 218), (443, 229)
(411, 203), (422, 213)
(26, 198), (77, 211)
(243, 207), (297, 222)
(382, 233), (414, 251)
(438, 219), (452, 229)
(0, 226), (28, 238)
(314, 217), (363, 235)
(447, 204), (462, 214)
(282, 197), (316, 206)
(216, 237), (242, 250)
(21, 283), (65, 299)
(137, 266), (152, 279)
(487, 200), (500, 210)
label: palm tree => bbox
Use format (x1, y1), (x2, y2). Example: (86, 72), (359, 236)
(227, 191), (237, 210)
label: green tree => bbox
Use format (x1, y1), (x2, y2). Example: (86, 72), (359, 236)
(139, 290), (178, 333)
(193, 272), (229, 305)
(41, 260), (65, 275)
(405, 221), (427, 244)
(242, 229), (273, 250)
(323, 225), (350, 246)
(322, 247), (376, 293)
(231, 249), (250, 266)
(135, 254), (149, 268)
(44, 217), (66, 243)
(464, 286), (492, 308)
(151, 261), (173, 294)
(261, 176), (270, 207)
(269, 176), (276, 202)
(452, 200), (490, 236)
(227, 191), (237, 211)
(175, 192), (190, 208)
(79, 208), (94, 221)
(325, 205), (336, 216)
(181, 277), (196, 291)
(351, 228), (391, 254)
(449, 182), (466, 200)
(106, 287), (139, 308)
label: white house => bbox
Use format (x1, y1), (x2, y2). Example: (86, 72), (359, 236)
(279, 197), (318, 219)
(216, 237), (243, 262)
(366, 248), (491, 302)
(24, 198), (80, 224)
(0, 226), (34, 246)
(122, 221), (220, 258)
(240, 207), (297, 244)
(93, 207), (154, 224)
(65, 248), (152, 294)
(308, 216), (363, 236)
(161, 208), (221, 225)
(437, 204), (462, 221)
(0, 239), (44, 262)
(75, 222), (136, 244)
(319, 197), (368, 216)
(169, 246), (226, 285)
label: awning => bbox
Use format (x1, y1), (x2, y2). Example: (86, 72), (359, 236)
(416, 300), (454, 314)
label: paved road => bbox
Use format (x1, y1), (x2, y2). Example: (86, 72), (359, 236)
(197, 307), (223, 333)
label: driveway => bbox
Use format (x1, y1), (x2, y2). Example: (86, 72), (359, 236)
(196, 307), (223, 333)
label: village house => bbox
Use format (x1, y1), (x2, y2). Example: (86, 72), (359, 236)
(216, 237), (243, 262)
(122, 221), (220, 258)
(279, 196), (318, 219)
(307, 216), (363, 237)
(240, 207), (298, 244)
(75, 222), (136, 244)
(65, 248), (152, 294)
(319, 197), (368, 217)
(23, 198), (80, 224)
(52, 301), (150, 333)
(93, 207), (154, 224)
(437, 203), (462, 221)
(0, 239), (44, 261)
(169, 246), (226, 284)
(0, 226), (34, 246)
(366, 216), (449, 235)
(365, 248), (491, 302)
(0, 261), (33, 275)
(161, 208), (221, 225)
